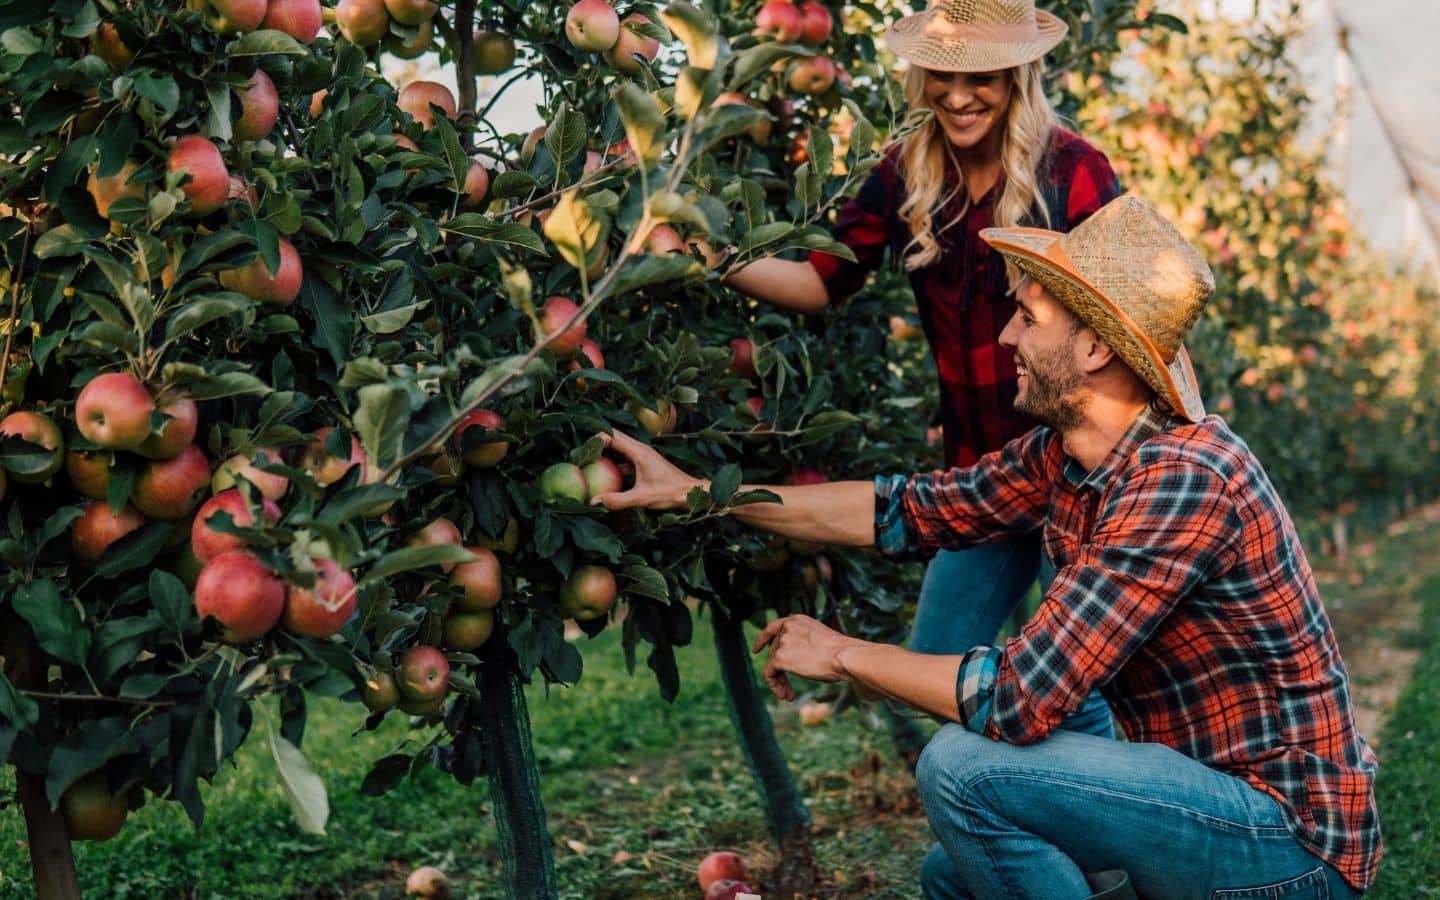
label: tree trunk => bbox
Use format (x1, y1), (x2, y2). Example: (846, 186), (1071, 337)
(476, 634), (557, 900)
(712, 607), (818, 898)
(17, 772), (81, 900)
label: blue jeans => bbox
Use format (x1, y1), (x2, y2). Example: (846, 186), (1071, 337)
(902, 540), (1113, 741)
(917, 726), (1356, 900)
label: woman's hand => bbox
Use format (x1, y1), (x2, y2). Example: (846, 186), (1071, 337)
(589, 430), (705, 511)
(751, 614), (861, 702)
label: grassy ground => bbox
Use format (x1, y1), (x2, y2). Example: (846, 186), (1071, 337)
(6, 507), (1440, 898)
(0, 608), (934, 899)
(1365, 571), (1440, 898)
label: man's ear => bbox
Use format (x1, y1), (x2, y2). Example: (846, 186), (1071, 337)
(1076, 328), (1117, 375)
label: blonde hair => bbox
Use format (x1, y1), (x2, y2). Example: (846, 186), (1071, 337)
(895, 61), (1057, 270)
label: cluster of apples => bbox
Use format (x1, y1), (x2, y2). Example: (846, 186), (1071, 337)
(753, 0), (839, 95)
(186, 0), (323, 42)
(334, 0), (438, 57)
(407, 515), (505, 651)
(564, 0), (660, 73)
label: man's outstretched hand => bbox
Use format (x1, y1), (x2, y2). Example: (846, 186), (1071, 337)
(588, 430), (704, 512)
(752, 614), (860, 702)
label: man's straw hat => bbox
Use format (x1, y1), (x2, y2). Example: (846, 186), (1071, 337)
(885, 0), (1068, 73)
(980, 196), (1216, 422)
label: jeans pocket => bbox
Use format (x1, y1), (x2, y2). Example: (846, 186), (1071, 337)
(1211, 865), (1329, 899)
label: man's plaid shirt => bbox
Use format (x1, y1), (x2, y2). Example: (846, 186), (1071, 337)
(874, 404), (1382, 890)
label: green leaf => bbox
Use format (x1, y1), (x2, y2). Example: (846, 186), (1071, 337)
(490, 170), (537, 200)
(660, 1), (721, 69)
(793, 409), (860, 447)
(614, 82), (665, 169)
(541, 190), (605, 270)
(35, 507), (85, 555)
(185, 371), (273, 401)
(354, 382), (410, 471)
(360, 302), (427, 334)
(149, 570), (192, 641)
(177, 230), (252, 279)
(359, 753), (412, 797)
(738, 222), (795, 253)
(12, 579), (91, 667)
(32, 225), (92, 259)
(807, 129), (833, 183)
(621, 565), (669, 603)
(360, 544), (476, 584)
(269, 733), (329, 835)
(544, 104), (587, 169)
(44, 718), (141, 808)
(609, 253), (702, 296)
(163, 294), (256, 344)
(0, 434), (60, 479)
(441, 214), (547, 255)
(458, 355), (532, 409)
(299, 275), (351, 368)
(229, 29), (310, 57)
(205, 80), (233, 143)
(0, 671), (39, 731)
(710, 463), (741, 506)
(729, 44), (798, 90)
(315, 483), (406, 526)
(93, 522), (170, 579)
(133, 72), (180, 118)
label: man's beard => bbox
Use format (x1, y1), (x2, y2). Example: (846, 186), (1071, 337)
(1014, 344), (1086, 430)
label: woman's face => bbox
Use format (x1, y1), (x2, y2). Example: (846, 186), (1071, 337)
(922, 68), (1014, 152)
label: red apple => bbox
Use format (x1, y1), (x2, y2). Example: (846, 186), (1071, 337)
(405, 865), (451, 899)
(459, 161), (489, 208)
(558, 565), (617, 621)
(407, 516), (463, 572)
(785, 468), (827, 486)
(232, 68), (279, 141)
(730, 338), (758, 379)
(136, 394), (198, 460)
(393, 133), (420, 152)
(219, 237), (303, 305)
(398, 645), (450, 701)
(212, 447), (289, 500)
(132, 444), (211, 521)
(705, 880), (753, 900)
(72, 501), (146, 565)
(755, 0), (804, 41)
(226, 174), (259, 206)
(644, 223), (686, 255)
(605, 13), (659, 73)
(62, 773), (128, 842)
(581, 457), (622, 498)
(336, 0), (390, 45)
(86, 161), (144, 219)
(454, 409), (508, 468)
(90, 22), (135, 70)
(540, 295), (586, 355)
(299, 426), (365, 487)
(383, 18), (433, 58)
(565, 0), (620, 51)
(75, 372), (155, 451)
(539, 462), (587, 503)
(195, 550), (285, 642)
(397, 81), (457, 130)
(474, 30), (516, 74)
(66, 448), (113, 499)
(191, 488), (282, 562)
(449, 547), (502, 610)
(397, 691), (445, 717)
(260, 0), (322, 43)
(0, 411), (64, 484)
(441, 609), (494, 650)
(363, 670), (400, 712)
(798, 1), (832, 45)
(282, 558), (357, 638)
(698, 851), (753, 891)
(789, 55), (837, 94)
(384, 0), (437, 25)
(573, 338), (605, 371)
(167, 135), (229, 216)
(190, 0), (267, 34)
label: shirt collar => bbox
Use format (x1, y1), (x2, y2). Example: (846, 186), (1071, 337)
(1062, 402), (1180, 491)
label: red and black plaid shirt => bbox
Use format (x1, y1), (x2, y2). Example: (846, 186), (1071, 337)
(810, 128), (1120, 467)
(874, 406), (1382, 890)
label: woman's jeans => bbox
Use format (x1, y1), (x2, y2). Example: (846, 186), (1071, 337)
(916, 726), (1355, 900)
(892, 539), (1113, 748)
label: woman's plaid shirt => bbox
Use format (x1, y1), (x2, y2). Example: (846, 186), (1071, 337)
(874, 404), (1382, 890)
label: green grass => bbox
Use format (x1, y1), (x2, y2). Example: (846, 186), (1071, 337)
(0, 611), (933, 898)
(1366, 573), (1440, 898)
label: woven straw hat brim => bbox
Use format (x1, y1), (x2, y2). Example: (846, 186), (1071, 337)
(984, 228), (1207, 422)
(886, 8), (1067, 72)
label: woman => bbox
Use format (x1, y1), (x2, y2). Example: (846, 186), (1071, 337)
(726, 0), (1118, 751)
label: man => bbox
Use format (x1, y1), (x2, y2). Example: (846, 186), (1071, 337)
(593, 196), (1381, 899)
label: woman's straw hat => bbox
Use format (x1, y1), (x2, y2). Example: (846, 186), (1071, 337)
(886, 0), (1068, 73)
(980, 196), (1215, 422)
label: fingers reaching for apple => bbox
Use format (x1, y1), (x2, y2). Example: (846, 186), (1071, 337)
(588, 430), (703, 512)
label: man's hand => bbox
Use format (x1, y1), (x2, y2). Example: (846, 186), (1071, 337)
(590, 429), (704, 511)
(751, 614), (861, 702)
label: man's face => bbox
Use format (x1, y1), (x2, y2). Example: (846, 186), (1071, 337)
(999, 277), (1087, 429)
